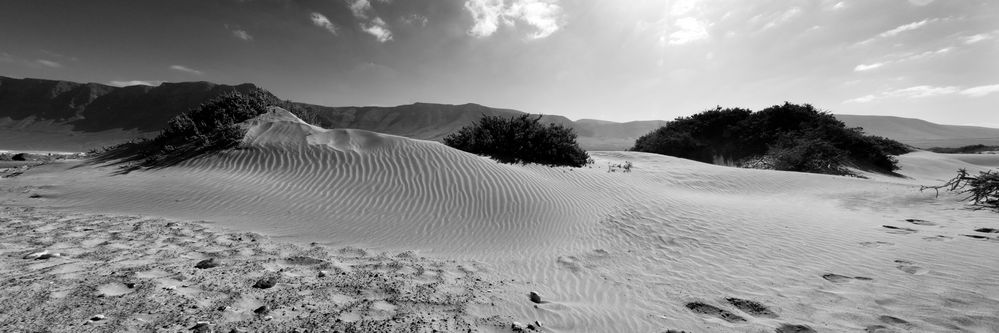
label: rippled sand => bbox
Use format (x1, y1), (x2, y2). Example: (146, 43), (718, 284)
(2, 108), (998, 332)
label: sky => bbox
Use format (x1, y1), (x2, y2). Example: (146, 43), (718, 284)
(1, 0), (997, 126)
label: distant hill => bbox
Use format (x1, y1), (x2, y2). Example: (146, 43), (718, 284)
(0, 76), (664, 152)
(835, 114), (999, 149)
(2, 76), (994, 152)
(0, 76), (267, 151)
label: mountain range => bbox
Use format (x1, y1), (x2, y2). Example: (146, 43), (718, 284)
(1, 76), (996, 152)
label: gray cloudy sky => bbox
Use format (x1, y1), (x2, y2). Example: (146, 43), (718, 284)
(1, 0), (997, 126)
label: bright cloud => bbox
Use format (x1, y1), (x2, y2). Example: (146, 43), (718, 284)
(962, 33), (993, 45)
(668, 17), (709, 45)
(35, 59), (62, 68)
(170, 65), (203, 75)
(347, 0), (371, 18)
(345, 0), (395, 42)
(464, 0), (564, 39)
(960, 84), (999, 97)
(108, 80), (163, 87)
(846, 84), (999, 103)
(879, 18), (936, 38)
(832, 2), (846, 10)
(854, 63), (884, 72)
(310, 12), (338, 35)
(363, 17), (393, 42)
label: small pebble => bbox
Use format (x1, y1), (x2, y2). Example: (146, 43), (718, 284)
(528, 291), (542, 303)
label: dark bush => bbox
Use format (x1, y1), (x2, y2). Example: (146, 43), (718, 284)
(443, 114), (590, 167)
(631, 102), (908, 175)
(928, 144), (999, 154)
(97, 89), (279, 169)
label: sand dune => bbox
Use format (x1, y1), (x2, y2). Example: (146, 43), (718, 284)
(3, 108), (999, 332)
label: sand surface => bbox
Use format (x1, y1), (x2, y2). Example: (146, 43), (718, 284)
(2, 108), (998, 332)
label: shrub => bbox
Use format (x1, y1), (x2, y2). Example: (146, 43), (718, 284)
(631, 102), (908, 175)
(921, 169), (999, 210)
(97, 89), (279, 169)
(443, 114), (590, 167)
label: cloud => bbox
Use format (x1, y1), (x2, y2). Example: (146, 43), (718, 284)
(879, 19), (936, 38)
(465, 0), (505, 37)
(962, 33), (993, 45)
(762, 7), (802, 30)
(35, 59), (62, 68)
(344, 0), (396, 42)
(884, 85), (959, 98)
(854, 63), (884, 72)
(846, 84), (999, 102)
(845, 94), (877, 103)
(108, 80), (163, 87)
(464, 0), (564, 39)
(907, 0), (934, 6)
(856, 18), (939, 45)
(362, 17), (393, 42)
(170, 65), (203, 75)
(832, 2), (846, 10)
(668, 17), (709, 45)
(347, 0), (371, 19)
(960, 84), (999, 97)
(505, 0), (563, 39)
(310, 12), (338, 35)
(232, 29), (253, 41)
(0, 52), (13, 62)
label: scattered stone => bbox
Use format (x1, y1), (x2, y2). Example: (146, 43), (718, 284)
(318, 270), (328, 278)
(195, 258), (220, 269)
(511, 321), (527, 332)
(90, 314), (106, 322)
(229, 329), (248, 333)
(975, 228), (999, 233)
(253, 276), (278, 289)
(254, 305), (271, 315)
(191, 321), (211, 332)
(528, 291), (542, 303)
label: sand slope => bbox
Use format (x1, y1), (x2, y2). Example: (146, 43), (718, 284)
(3, 108), (999, 332)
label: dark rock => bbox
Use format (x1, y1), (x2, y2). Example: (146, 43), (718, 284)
(195, 258), (220, 269)
(528, 291), (542, 303)
(254, 305), (270, 315)
(253, 276), (278, 289)
(191, 322), (211, 333)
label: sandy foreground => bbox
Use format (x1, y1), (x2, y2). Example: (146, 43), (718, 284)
(3, 109), (999, 332)
(0, 206), (513, 332)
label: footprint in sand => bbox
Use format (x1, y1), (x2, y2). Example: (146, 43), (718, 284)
(684, 302), (746, 323)
(859, 241), (894, 248)
(894, 260), (928, 275)
(881, 225), (917, 234)
(922, 235), (952, 242)
(822, 273), (873, 283)
(962, 234), (991, 240)
(975, 228), (999, 233)
(725, 298), (778, 318)
(904, 219), (936, 226)
(775, 323), (817, 333)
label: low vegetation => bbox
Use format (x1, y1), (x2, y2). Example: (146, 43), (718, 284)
(94, 89), (284, 169)
(443, 114), (590, 167)
(928, 144), (999, 154)
(631, 103), (911, 175)
(921, 169), (999, 210)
